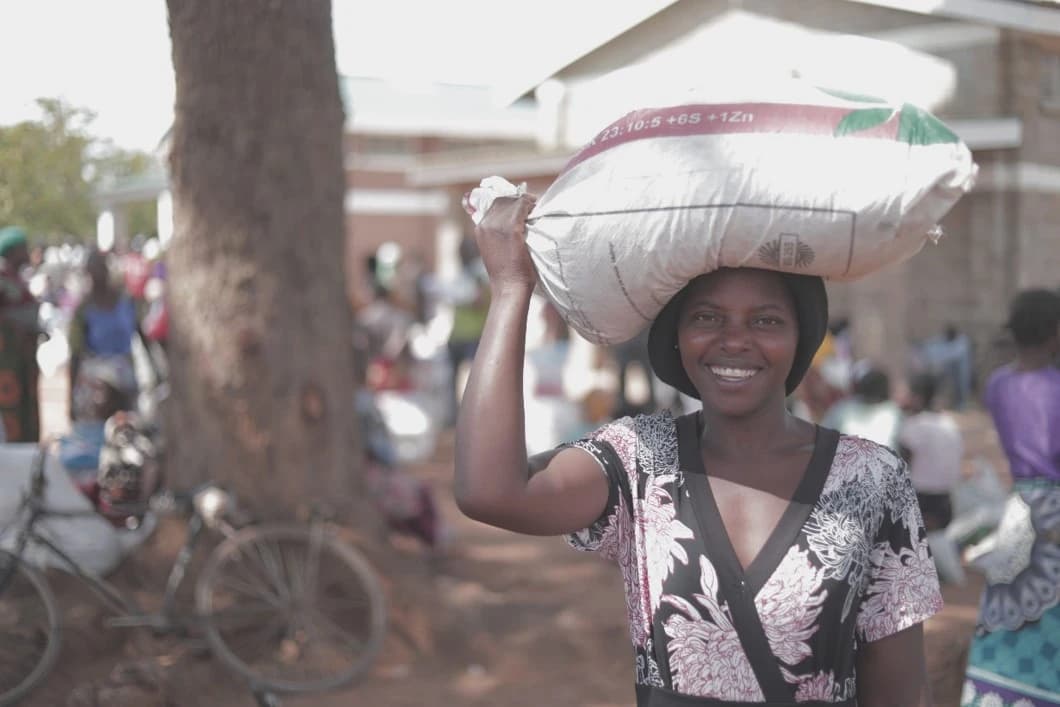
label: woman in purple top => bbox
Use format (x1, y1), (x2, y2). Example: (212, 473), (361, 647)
(961, 288), (1060, 707)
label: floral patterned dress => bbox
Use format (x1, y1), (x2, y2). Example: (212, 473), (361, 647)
(566, 411), (942, 706)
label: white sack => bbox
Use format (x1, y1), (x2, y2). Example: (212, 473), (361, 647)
(472, 83), (977, 345)
(0, 444), (153, 576)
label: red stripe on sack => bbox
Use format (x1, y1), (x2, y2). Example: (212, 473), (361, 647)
(561, 103), (899, 173)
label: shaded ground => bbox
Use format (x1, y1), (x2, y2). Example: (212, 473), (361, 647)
(22, 372), (1002, 706)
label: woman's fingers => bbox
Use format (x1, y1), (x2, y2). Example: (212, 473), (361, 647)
(475, 193), (539, 287)
(478, 193), (536, 234)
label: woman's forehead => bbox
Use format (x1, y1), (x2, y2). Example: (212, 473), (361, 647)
(682, 268), (794, 306)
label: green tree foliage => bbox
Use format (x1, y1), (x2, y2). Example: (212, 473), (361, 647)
(0, 98), (158, 244)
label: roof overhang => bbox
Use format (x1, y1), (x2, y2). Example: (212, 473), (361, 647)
(947, 117), (1023, 149)
(844, 0), (1060, 36)
(492, 0), (682, 107)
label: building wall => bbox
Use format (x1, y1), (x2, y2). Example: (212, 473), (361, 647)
(1010, 35), (1060, 293)
(820, 22), (1059, 388)
(1016, 191), (1060, 289)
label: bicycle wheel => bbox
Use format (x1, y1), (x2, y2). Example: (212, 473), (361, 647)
(196, 524), (386, 693)
(0, 551), (61, 706)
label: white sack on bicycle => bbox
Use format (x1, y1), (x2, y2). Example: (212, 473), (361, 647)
(0, 444), (153, 576)
(466, 84), (977, 345)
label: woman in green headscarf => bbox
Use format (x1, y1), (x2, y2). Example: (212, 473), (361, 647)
(0, 226), (41, 442)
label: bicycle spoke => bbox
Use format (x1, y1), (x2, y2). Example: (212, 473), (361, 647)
(277, 542), (306, 603)
(313, 594), (373, 615)
(303, 607), (364, 652)
(285, 546), (309, 601)
(216, 611), (289, 657)
(212, 571), (283, 607)
(303, 525), (325, 603)
(232, 542), (289, 603)
(252, 540), (291, 602)
(208, 601), (284, 629)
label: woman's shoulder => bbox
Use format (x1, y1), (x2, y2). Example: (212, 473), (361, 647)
(586, 409), (676, 438)
(985, 363), (1015, 389)
(827, 431), (908, 488)
(577, 410), (679, 472)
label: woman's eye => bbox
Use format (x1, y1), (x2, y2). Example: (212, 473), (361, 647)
(755, 316), (783, 327)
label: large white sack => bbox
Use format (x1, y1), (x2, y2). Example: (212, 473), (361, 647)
(476, 84), (977, 346)
(0, 444), (153, 576)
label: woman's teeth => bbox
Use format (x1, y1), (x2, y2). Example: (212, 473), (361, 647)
(710, 366), (757, 381)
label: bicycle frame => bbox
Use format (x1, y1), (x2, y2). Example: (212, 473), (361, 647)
(3, 436), (382, 706)
(3, 443), (211, 631)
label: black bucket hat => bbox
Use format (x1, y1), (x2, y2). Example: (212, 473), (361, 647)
(647, 269), (829, 399)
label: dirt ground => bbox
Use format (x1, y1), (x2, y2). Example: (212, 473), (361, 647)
(22, 372), (1003, 707)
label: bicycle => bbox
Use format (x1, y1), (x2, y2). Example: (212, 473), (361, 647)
(0, 439), (387, 706)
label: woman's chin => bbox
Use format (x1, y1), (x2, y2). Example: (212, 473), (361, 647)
(698, 385), (784, 419)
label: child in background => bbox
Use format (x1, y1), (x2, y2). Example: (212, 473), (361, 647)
(898, 372), (965, 584)
(820, 364), (903, 449)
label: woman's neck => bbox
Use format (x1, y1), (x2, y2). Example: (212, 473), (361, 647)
(1015, 345), (1057, 372)
(698, 399), (805, 459)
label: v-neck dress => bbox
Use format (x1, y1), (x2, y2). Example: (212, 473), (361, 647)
(565, 411), (943, 705)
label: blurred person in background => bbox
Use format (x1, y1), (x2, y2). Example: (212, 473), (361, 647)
(898, 373), (963, 529)
(609, 329), (657, 418)
(960, 288), (1060, 706)
(793, 319), (852, 422)
(68, 250), (143, 421)
(122, 234), (153, 306)
(820, 363), (903, 449)
(445, 237), (489, 425)
(897, 372), (965, 584)
(355, 255), (416, 392)
(0, 225), (41, 442)
(940, 323), (974, 410)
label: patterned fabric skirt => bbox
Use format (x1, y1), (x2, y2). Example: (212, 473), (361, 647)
(961, 483), (1060, 707)
(961, 603), (1060, 706)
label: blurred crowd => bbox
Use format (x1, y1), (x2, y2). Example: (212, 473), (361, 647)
(352, 235), (1060, 590)
(3, 223), (1053, 577)
(0, 226), (168, 446)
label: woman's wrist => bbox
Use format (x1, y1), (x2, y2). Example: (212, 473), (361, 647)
(489, 279), (535, 301)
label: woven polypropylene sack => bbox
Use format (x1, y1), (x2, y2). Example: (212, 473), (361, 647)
(519, 86), (977, 345)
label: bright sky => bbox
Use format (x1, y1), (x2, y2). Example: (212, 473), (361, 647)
(0, 0), (626, 153)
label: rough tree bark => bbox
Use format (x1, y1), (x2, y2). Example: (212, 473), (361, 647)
(164, 0), (358, 519)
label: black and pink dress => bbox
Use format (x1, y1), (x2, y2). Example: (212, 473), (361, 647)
(566, 412), (942, 706)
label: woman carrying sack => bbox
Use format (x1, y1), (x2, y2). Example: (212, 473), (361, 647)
(454, 193), (942, 706)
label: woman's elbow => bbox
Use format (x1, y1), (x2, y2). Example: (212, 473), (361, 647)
(453, 488), (489, 521)
(453, 474), (503, 523)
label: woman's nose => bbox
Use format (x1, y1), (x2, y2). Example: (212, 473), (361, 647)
(718, 322), (751, 352)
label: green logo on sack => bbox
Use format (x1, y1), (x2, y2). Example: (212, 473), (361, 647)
(833, 103), (959, 145)
(819, 86), (959, 144)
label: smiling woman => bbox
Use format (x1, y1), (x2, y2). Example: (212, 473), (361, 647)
(453, 193), (942, 706)
(647, 269), (828, 410)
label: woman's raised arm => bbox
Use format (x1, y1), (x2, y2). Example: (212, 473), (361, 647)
(453, 194), (609, 536)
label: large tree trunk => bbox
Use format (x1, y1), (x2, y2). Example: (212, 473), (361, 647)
(164, 0), (358, 519)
